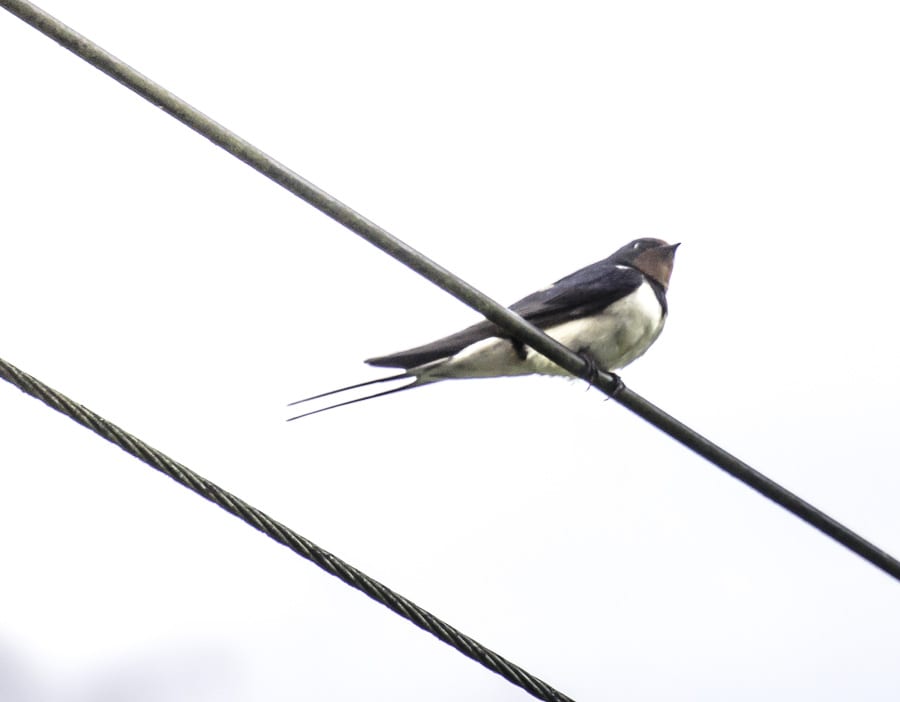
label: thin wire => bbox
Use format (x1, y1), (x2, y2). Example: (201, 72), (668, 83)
(0, 356), (574, 702)
(1, 0), (897, 589)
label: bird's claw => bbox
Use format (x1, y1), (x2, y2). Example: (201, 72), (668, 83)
(606, 372), (625, 398)
(578, 351), (625, 399)
(578, 351), (601, 388)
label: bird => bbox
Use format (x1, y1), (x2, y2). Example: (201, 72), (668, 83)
(288, 238), (679, 420)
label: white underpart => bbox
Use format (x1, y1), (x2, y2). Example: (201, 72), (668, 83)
(416, 280), (666, 381)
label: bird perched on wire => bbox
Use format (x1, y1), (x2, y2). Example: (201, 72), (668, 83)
(288, 238), (679, 420)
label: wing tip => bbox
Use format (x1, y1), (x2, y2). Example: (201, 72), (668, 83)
(364, 355), (405, 368)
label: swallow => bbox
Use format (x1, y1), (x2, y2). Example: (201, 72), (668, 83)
(288, 238), (678, 420)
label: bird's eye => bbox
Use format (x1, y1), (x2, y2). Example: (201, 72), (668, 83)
(632, 242), (642, 250)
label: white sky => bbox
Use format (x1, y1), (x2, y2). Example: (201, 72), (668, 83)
(1, 1), (899, 700)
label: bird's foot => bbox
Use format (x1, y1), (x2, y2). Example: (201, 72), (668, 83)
(605, 372), (626, 399)
(578, 351), (601, 389)
(578, 351), (625, 399)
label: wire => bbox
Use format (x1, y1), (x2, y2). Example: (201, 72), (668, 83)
(0, 356), (574, 702)
(6, 0), (895, 583)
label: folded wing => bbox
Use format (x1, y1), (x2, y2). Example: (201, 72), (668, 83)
(366, 263), (642, 369)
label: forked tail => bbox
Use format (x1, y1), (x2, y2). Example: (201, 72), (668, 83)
(287, 372), (423, 421)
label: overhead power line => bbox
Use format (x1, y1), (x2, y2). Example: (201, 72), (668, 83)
(0, 3), (898, 698)
(4, 0), (895, 583)
(0, 356), (574, 702)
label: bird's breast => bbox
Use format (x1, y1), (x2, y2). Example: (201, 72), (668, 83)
(527, 280), (666, 375)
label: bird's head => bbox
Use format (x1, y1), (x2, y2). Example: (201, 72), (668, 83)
(611, 238), (680, 290)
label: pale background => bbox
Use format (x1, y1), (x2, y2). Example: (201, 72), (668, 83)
(1, 2), (898, 700)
